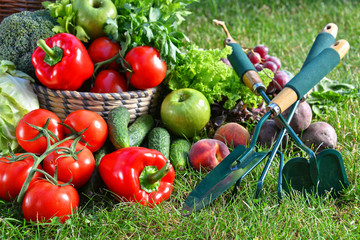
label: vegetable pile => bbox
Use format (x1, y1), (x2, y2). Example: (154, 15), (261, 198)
(0, 10), (57, 77)
(0, 0), (352, 224)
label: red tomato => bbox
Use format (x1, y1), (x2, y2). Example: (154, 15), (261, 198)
(90, 70), (128, 93)
(22, 179), (79, 223)
(88, 36), (121, 70)
(63, 110), (108, 152)
(43, 140), (95, 188)
(16, 109), (64, 155)
(0, 154), (43, 201)
(124, 46), (167, 90)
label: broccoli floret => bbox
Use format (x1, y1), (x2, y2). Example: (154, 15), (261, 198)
(0, 10), (58, 77)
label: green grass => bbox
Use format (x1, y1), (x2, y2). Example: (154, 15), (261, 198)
(1, 0), (360, 239)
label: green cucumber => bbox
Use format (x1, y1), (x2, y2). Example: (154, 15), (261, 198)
(169, 139), (191, 171)
(148, 127), (171, 159)
(128, 114), (154, 147)
(107, 106), (130, 149)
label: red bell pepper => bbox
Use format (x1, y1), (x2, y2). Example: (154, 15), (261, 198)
(98, 147), (175, 207)
(32, 33), (94, 91)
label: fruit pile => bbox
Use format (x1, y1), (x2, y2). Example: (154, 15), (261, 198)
(256, 100), (338, 152)
(209, 43), (291, 130)
(246, 44), (290, 93)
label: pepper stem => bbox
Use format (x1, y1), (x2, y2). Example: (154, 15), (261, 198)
(37, 39), (63, 66)
(139, 160), (172, 193)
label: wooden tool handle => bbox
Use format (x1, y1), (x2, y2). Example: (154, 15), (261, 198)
(321, 23), (338, 38)
(214, 19), (265, 94)
(302, 23), (338, 68)
(268, 39), (350, 115)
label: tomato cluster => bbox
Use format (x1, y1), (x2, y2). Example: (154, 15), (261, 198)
(1, 37), (169, 223)
(87, 36), (167, 92)
(1, 109), (108, 223)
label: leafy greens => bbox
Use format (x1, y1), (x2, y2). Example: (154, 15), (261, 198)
(42, 0), (91, 42)
(307, 77), (359, 116)
(104, 0), (197, 67)
(0, 61), (39, 156)
(166, 46), (273, 110)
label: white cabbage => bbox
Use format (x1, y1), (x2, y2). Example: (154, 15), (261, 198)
(0, 60), (39, 155)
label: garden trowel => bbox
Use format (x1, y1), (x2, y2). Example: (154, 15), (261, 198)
(182, 38), (349, 215)
(269, 40), (349, 196)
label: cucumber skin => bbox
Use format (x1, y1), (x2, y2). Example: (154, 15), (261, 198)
(128, 114), (154, 147)
(148, 127), (171, 159)
(107, 106), (130, 149)
(169, 139), (191, 171)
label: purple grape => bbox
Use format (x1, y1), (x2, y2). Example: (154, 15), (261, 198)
(267, 56), (281, 70)
(266, 81), (277, 94)
(263, 61), (278, 73)
(247, 51), (261, 65)
(274, 70), (290, 90)
(253, 45), (269, 59)
(255, 63), (263, 71)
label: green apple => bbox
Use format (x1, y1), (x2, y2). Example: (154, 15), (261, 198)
(161, 88), (211, 138)
(73, 0), (117, 40)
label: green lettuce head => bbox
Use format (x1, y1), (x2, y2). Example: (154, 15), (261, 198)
(0, 60), (39, 155)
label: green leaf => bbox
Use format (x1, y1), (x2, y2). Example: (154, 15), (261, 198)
(52, 25), (66, 34)
(104, 18), (120, 41)
(307, 77), (358, 117)
(0, 60), (16, 75)
(103, 1), (196, 67)
(74, 26), (90, 43)
(168, 39), (179, 63)
(43, 0), (89, 40)
(143, 24), (154, 42)
(149, 7), (161, 22)
(166, 46), (267, 109)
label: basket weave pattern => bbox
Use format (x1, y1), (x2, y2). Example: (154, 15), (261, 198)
(32, 84), (161, 122)
(0, 0), (47, 22)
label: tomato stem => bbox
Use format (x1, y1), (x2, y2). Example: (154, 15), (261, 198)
(93, 52), (121, 76)
(16, 134), (79, 203)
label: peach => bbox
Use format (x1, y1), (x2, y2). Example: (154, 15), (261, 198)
(214, 122), (250, 148)
(188, 139), (230, 171)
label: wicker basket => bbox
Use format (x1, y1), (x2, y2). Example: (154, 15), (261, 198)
(0, 0), (47, 22)
(2, 0), (163, 122)
(32, 84), (162, 122)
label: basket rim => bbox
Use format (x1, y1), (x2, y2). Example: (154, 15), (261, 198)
(32, 83), (158, 101)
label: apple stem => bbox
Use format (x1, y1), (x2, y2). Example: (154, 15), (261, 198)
(180, 92), (184, 102)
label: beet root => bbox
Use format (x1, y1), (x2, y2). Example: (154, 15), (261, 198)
(257, 119), (288, 149)
(275, 100), (312, 134)
(301, 121), (337, 152)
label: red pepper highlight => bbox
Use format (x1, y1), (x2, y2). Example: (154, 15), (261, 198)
(32, 33), (94, 91)
(99, 147), (175, 207)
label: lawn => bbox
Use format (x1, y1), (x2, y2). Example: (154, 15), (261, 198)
(1, 0), (360, 239)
